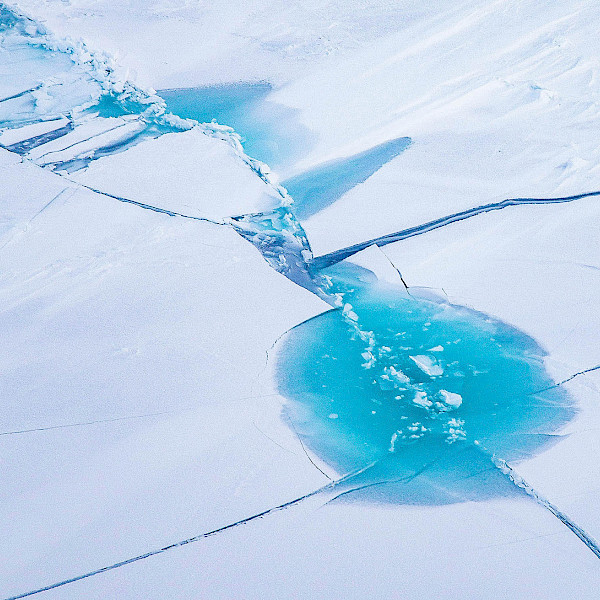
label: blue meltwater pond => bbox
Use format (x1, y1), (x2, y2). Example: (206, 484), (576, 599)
(277, 263), (575, 504)
(159, 82), (314, 173)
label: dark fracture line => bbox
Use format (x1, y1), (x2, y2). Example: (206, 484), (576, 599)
(0, 393), (282, 437)
(285, 415), (333, 481)
(31, 121), (133, 161)
(26, 187), (73, 223)
(532, 365), (600, 395)
(0, 188), (74, 252)
(62, 179), (225, 226)
(312, 190), (600, 269)
(3, 461), (377, 600)
(0, 84), (43, 104)
(4, 122), (74, 155)
(324, 454), (442, 505)
(251, 421), (297, 455)
(0, 410), (178, 436)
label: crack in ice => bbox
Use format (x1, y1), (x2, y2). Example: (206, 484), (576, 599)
(2, 461), (379, 600)
(312, 190), (600, 269)
(532, 364), (600, 395)
(64, 179), (226, 225)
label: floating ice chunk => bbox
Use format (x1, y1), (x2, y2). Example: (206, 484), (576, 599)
(328, 413), (338, 419)
(412, 390), (433, 409)
(409, 354), (444, 376)
(437, 389), (462, 409)
(356, 329), (375, 346)
(361, 350), (376, 369)
(378, 374), (394, 391)
(331, 292), (344, 307)
(392, 422), (429, 444)
(406, 422), (428, 440)
(444, 418), (467, 443)
(387, 365), (410, 385)
(342, 303), (359, 321)
(379, 366), (410, 390)
(427, 345), (444, 352)
(472, 368), (490, 376)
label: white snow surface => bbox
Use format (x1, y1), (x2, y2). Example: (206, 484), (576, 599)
(68, 127), (281, 220)
(2, 1), (600, 599)
(0, 149), (331, 598)
(15, 0), (600, 247)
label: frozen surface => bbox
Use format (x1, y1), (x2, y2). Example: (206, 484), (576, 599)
(0, 148), (330, 599)
(2, 1), (600, 599)
(69, 127), (282, 220)
(0, 7), (286, 219)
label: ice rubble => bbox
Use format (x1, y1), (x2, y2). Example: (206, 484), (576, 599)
(0, 4), (288, 219)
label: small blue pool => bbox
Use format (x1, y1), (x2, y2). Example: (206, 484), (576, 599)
(159, 82), (315, 173)
(277, 263), (574, 504)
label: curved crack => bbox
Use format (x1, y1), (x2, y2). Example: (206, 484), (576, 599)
(285, 415), (333, 481)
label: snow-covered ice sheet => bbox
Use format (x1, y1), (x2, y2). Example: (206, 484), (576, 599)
(0, 151), (330, 599)
(68, 127), (282, 220)
(21, 0), (600, 253)
(17, 1), (600, 169)
(0, 148), (67, 240)
(302, 127), (600, 257)
(3, 162), (597, 599)
(2, 0), (600, 598)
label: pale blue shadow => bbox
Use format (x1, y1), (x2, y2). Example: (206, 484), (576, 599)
(283, 137), (412, 221)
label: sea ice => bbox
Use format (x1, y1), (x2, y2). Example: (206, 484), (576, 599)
(409, 354), (444, 377)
